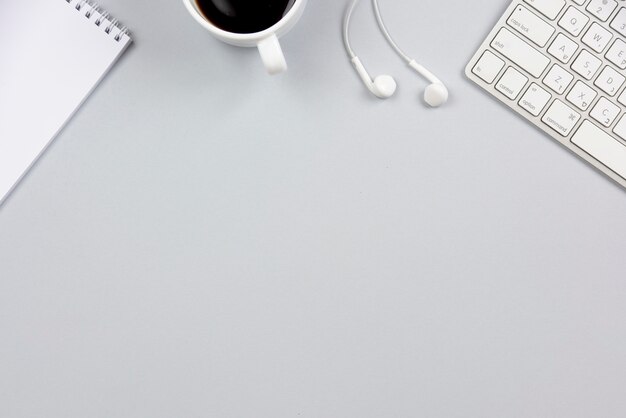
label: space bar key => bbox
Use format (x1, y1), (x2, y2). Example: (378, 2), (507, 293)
(571, 121), (626, 179)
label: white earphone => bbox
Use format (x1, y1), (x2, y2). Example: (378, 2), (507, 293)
(343, 0), (397, 99)
(343, 0), (449, 107)
(350, 56), (397, 99)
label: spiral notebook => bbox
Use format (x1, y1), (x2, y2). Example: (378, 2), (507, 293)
(0, 0), (131, 204)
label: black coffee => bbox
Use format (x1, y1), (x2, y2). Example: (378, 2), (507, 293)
(195, 0), (297, 34)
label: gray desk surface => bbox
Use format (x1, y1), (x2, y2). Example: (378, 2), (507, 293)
(2, 0), (626, 417)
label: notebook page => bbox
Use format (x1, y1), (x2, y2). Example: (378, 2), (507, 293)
(0, 0), (131, 204)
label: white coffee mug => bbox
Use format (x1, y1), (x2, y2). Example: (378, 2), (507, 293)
(182, 0), (308, 75)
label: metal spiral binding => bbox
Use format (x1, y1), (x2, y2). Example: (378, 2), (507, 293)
(65, 0), (130, 42)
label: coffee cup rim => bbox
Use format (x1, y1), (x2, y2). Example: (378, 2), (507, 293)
(183, 0), (304, 41)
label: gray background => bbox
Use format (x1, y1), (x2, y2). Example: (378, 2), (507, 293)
(1, 0), (626, 417)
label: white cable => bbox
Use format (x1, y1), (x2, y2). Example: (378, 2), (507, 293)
(371, 0), (412, 63)
(345, 0), (414, 63)
(343, 0), (359, 59)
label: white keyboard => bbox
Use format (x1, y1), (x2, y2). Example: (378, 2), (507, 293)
(466, 0), (626, 188)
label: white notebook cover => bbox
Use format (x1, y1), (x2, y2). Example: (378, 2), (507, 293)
(0, 0), (131, 204)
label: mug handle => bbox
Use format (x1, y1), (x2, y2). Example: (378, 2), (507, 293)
(257, 34), (288, 75)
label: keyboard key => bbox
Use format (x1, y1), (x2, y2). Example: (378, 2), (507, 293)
(587, 0), (618, 22)
(548, 33), (578, 63)
(559, 6), (590, 37)
(524, 0), (566, 20)
(613, 114), (626, 140)
(590, 97), (621, 127)
(605, 39), (626, 69)
(542, 99), (580, 136)
(472, 50), (505, 83)
(507, 5), (555, 47)
(571, 49), (603, 79)
(543, 64), (574, 94)
(610, 8), (626, 36)
(491, 28), (551, 77)
(496, 67), (528, 99)
(594, 66), (625, 96)
(618, 88), (626, 106)
(582, 22), (613, 53)
(572, 120), (626, 179)
(519, 83), (552, 116)
(566, 80), (597, 111)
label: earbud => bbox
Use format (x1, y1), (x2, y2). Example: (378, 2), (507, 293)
(424, 83), (449, 108)
(352, 57), (397, 99)
(409, 60), (449, 108)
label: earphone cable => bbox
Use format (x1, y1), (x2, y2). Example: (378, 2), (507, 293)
(371, 0), (411, 63)
(343, 0), (359, 59)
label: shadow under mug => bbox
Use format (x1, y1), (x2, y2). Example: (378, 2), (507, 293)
(182, 0), (308, 75)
